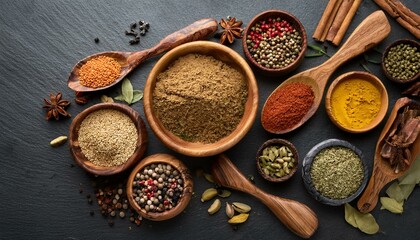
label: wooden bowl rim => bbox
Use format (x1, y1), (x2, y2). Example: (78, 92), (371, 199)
(143, 40), (258, 157)
(325, 71), (389, 133)
(126, 153), (193, 221)
(381, 39), (420, 84)
(302, 139), (369, 206)
(241, 9), (307, 76)
(68, 103), (148, 175)
(256, 138), (299, 182)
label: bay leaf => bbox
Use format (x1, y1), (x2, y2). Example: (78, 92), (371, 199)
(122, 78), (133, 104)
(114, 95), (125, 101)
(353, 209), (380, 234)
(398, 155), (420, 185)
(344, 203), (358, 228)
(399, 184), (415, 200)
(380, 197), (403, 214)
(131, 90), (143, 104)
(385, 182), (404, 202)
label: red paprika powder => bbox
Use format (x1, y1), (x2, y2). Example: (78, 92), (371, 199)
(262, 82), (314, 132)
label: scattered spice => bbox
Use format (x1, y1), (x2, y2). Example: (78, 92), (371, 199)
(345, 203), (379, 235)
(261, 82), (314, 132)
(207, 199), (222, 215)
(217, 16), (243, 45)
(310, 146), (364, 200)
(131, 163), (184, 213)
(94, 37), (99, 43)
(50, 135), (68, 147)
(246, 17), (303, 69)
(380, 101), (420, 173)
(78, 109), (138, 167)
(330, 78), (382, 130)
(152, 53), (248, 143)
(384, 43), (419, 81)
(43, 92), (71, 121)
(100, 95), (114, 103)
(201, 188), (218, 202)
(74, 91), (89, 105)
(125, 20), (150, 45)
(114, 78), (143, 105)
(79, 56), (121, 88)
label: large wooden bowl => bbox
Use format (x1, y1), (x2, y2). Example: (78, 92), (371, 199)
(143, 41), (258, 157)
(126, 153), (193, 221)
(69, 103), (148, 175)
(325, 71), (388, 133)
(242, 10), (307, 77)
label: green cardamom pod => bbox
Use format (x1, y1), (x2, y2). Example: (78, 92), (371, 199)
(201, 188), (218, 202)
(207, 199), (221, 215)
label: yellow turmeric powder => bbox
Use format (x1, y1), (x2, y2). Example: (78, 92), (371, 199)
(330, 78), (381, 129)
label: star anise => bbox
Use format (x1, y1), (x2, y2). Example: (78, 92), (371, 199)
(43, 92), (71, 121)
(219, 16), (243, 45)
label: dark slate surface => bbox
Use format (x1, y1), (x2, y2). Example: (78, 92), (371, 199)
(0, 0), (418, 239)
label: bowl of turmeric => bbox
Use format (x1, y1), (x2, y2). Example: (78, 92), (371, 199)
(325, 71), (388, 133)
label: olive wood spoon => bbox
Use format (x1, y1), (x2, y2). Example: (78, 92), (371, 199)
(211, 154), (318, 239)
(68, 18), (218, 92)
(357, 97), (420, 213)
(261, 10), (391, 134)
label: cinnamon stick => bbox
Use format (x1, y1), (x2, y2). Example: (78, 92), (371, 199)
(332, 0), (362, 46)
(373, 0), (420, 39)
(313, 0), (344, 41)
(320, 0), (344, 41)
(326, 0), (355, 42)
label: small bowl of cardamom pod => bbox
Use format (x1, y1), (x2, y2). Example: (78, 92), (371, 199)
(256, 139), (299, 182)
(382, 39), (419, 84)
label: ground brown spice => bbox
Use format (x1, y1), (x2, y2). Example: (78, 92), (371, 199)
(152, 53), (248, 144)
(78, 109), (137, 167)
(79, 56), (121, 88)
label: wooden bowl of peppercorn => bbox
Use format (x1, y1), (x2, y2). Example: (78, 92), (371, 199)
(144, 41), (258, 157)
(256, 139), (299, 182)
(382, 39), (420, 84)
(127, 153), (194, 221)
(242, 10), (307, 77)
(69, 103), (148, 175)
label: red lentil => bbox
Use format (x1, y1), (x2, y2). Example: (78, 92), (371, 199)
(79, 56), (121, 88)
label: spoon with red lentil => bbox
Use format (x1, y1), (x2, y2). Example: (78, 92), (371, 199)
(261, 11), (390, 134)
(68, 18), (218, 92)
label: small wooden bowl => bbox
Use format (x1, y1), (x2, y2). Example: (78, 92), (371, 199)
(382, 39), (420, 84)
(302, 139), (369, 206)
(126, 153), (193, 221)
(256, 139), (299, 182)
(143, 41), (258, 157)
(69, 103), (148, 175)
(242, 10), (307, 77)
(325, 71), (388, 133)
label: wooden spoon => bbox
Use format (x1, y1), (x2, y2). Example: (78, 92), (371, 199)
(68, 18), (218, 92)
(357, 97), (420, 213)
(261, 10), (391, 134)
(211, 154), (318, 239)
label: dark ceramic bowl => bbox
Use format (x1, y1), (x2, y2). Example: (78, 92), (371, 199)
(256, 139), (299, 182)
(302, 139), (369, 206)
(382, 39), (420, 84)
(242, 10), (307, 76)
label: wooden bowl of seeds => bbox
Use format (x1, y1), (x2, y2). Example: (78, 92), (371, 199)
(242, 10), (307, 77)
(302, 139), (369, 206)
(69, 103), (148, 175)
(256, 139), (299, 182)
(143, 41), (258, 157)
(382, 39), (419, 84)
(127, 153), (193, 221)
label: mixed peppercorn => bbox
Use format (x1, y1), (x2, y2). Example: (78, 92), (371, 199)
(246, 17), (303, 69)
(131, 163), (184, 212)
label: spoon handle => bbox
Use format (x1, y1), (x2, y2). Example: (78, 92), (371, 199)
(211, 155), (318, 239)
(128, 18), (218, 67)
(316, 10), (390, 87)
